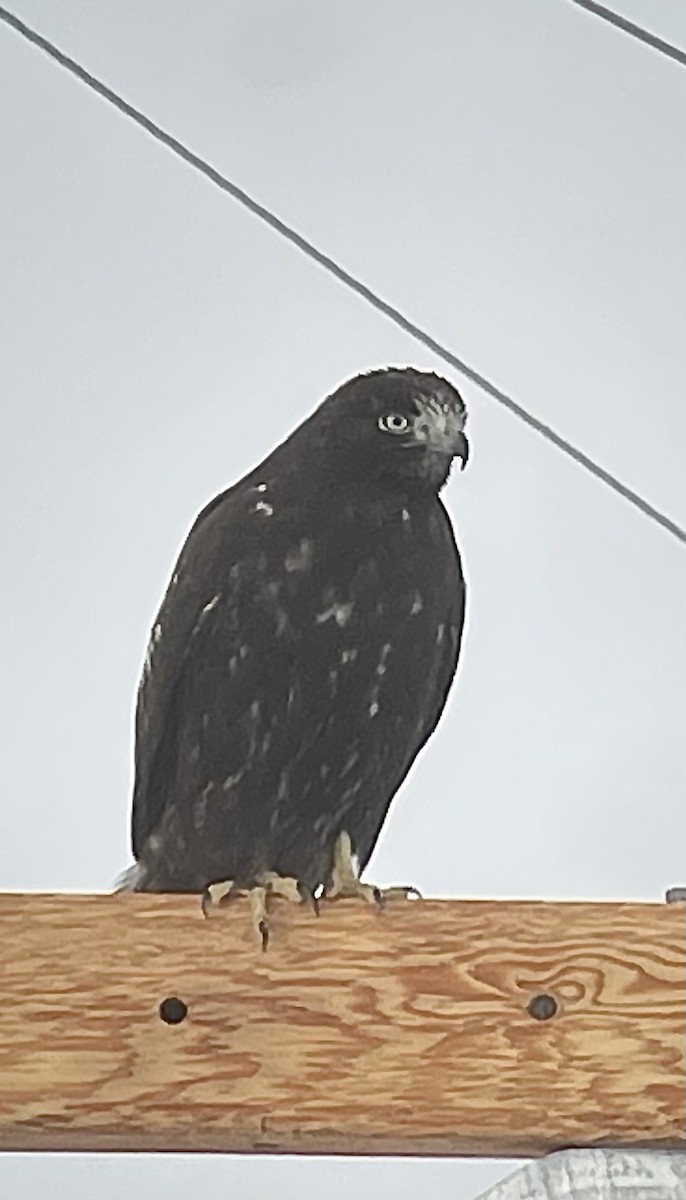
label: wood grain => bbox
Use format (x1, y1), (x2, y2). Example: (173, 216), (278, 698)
(0, 893), (683, 1156)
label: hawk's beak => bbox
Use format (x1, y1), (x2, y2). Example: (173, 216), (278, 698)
(423, 423), (469, 468)
(454, 431), (469, 471)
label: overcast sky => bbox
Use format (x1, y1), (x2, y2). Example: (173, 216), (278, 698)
(1, 2), (684, 1197)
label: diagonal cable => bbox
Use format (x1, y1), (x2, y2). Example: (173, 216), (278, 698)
(1, 5), (684, 545)
(567, 0), (686, 67)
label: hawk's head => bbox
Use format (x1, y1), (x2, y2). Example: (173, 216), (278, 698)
(307, 366), (469, 492)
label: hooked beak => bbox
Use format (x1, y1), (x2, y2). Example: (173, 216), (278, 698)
(454, 430), (469, 471)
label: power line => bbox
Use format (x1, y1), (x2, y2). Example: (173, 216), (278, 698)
(567, 0), (686, 67)
(1, 5), (684, 548)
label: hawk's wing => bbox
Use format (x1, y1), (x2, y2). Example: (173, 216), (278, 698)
(131, 489), (239, 858)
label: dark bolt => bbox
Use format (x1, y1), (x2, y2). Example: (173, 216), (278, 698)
(158, 996), (188, 1025)
(527, 993), (558, 1021)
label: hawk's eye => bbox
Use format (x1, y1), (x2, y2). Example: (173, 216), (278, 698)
(378, 413), (410, 435)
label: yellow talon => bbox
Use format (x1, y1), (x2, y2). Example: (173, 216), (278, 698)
(324, 831), (421, 905)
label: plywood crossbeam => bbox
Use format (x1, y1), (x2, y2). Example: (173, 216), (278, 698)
(0, 893), (683, 1155)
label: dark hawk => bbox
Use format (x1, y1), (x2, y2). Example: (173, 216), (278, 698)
(123, 367), (469, 944)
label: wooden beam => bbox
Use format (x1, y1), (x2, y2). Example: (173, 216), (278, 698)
(0, 893), (683, 1156)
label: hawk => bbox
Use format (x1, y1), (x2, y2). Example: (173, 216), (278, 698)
(122, 367), (469, 945)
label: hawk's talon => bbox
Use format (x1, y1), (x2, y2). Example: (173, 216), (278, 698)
(381, 885), (423, 902)
(325, 831), (422, 909)
(298, 883), (320, 916)
(201, 878), (239, 917)
(202, 872), (316, 947)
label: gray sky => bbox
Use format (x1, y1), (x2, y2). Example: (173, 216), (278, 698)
(1, 2), (684, 1197)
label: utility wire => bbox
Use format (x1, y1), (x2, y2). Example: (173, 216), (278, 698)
(1, 5), (684, 547)
(567, 0), (686, 67)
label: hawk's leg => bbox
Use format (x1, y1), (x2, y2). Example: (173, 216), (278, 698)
(201, 872), (317, 950)
(324, 831), (422, 906)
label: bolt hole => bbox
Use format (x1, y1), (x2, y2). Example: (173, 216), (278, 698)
(527, 993), (558, 1021)
(159, 996), (188, 1024)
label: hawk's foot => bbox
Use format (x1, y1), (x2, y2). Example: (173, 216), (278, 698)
(324, 831), (422, 907)
(201, 872), (317, 950)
